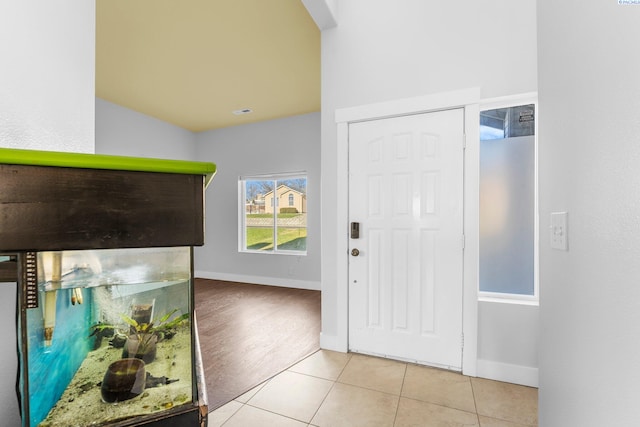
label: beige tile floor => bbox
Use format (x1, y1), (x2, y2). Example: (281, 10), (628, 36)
(210, 350), (538, 427)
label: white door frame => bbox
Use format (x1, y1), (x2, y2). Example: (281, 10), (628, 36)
(334, 88), (480, 376)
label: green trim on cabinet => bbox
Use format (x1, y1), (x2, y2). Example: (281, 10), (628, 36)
(0, 148), (217, 186)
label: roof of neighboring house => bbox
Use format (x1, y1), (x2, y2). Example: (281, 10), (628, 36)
(263, 184), (306, 197)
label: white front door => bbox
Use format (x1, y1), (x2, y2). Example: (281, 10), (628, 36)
(348, 108), (465, 370)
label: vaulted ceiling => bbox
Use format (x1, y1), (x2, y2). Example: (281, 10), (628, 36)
(96, 0), (321, 132)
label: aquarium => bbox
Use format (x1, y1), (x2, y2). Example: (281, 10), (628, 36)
(17, 247), (199, 427)
(1, 148), (215, 426)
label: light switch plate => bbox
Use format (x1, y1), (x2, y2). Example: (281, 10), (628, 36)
(550, 212), (568, 251)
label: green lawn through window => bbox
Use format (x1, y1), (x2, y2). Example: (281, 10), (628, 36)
(246, 227), (307, 251)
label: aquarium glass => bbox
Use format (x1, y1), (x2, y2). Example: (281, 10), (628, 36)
(20, 247), (194, 427)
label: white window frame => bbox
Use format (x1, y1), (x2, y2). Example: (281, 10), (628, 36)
(238, 172), (308, 256)
(478, 93), (539, 305)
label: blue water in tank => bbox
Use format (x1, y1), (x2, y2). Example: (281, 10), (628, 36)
(25, 288), (93, 426)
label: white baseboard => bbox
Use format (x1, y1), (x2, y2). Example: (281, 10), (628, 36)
(194, 270), (321, 291)
(319, 332), (348, 353)
(476, 358), (538, 388)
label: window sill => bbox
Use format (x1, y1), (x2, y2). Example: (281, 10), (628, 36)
(478, 293), (539, 306)
(239, 250), (307, 257)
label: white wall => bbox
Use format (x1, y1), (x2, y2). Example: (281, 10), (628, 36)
(477, 302), (538, 386)
(537, 2), (640, 425)
(0, 1), (95, 154)
(320, 0), (538, 383)
(0, 1), (96, 423)
(95, 98), (196, 160)
(194, 113), (321, 290)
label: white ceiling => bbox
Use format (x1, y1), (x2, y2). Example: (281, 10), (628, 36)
(96, 0), (321, 132)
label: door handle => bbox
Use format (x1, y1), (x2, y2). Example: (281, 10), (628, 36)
(351, 248), (360, 257)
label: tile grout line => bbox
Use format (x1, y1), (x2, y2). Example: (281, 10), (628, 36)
(307, 378), (339, 425)
(306, 351), (354, 424)
(240, 371), (322, 424)
(219, 377), (273, 426)
(238, 351), (354, 426)
(223, 350), (316, 423)
(243, 402), (316, 425)
(391, 362), (408, 426)
(469, 376), (481, 426)
(218, 400), (244, 427)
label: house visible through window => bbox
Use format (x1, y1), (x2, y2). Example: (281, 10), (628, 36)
(480, 103), (537, 299)
(239, 173), (307, 254)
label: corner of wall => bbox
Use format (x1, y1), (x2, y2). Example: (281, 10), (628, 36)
(301, 0), (337, 30)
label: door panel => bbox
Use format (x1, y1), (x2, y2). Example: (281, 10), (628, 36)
(348, 108), (465, 369)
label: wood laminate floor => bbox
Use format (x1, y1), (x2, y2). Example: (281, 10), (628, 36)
(194, 279), (321, 411)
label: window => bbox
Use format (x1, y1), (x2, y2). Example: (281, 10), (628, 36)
(479, 102), (537, 300)
(239, 173), (307, 254)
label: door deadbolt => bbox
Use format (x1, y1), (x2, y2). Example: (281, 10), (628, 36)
(351, 248), (360, 257)
(350, 222), (360, 239)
